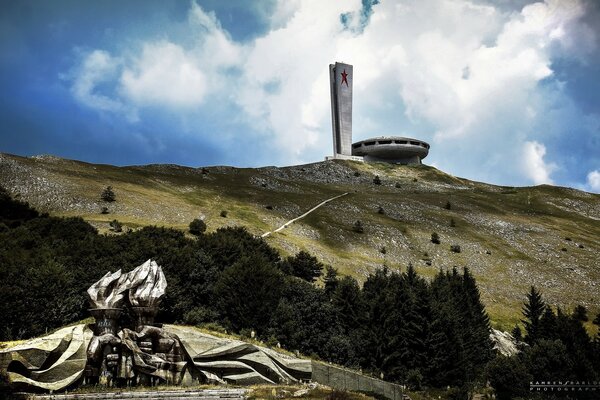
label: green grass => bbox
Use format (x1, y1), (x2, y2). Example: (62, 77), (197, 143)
(1, 153), (599, 330)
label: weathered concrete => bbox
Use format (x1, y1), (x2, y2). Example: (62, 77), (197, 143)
(330, 62), (353, 158)
(311, 361), (404, 400)
(352, 136), (429, 165)
(25, 388), (248, 399)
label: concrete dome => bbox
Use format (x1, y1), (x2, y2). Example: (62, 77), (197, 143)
(351, 136), (429, 164)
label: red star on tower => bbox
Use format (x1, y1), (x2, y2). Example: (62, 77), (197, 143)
(341, 69), (349, 87)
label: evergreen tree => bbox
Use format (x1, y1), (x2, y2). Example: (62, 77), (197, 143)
(522, 286), (545, 344)
(284, 251), (324, 282)
(573, 305), (588, 322)
(101, 186), (116, 202)
(511, 325), (522, 342)
(538, 306), (557, 340)
(323, 266), (339, 296)
(189, 218), (206, 235)
(214, 254), (284, 334)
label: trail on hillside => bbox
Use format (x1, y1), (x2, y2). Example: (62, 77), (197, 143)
(261, 192), (349, 238)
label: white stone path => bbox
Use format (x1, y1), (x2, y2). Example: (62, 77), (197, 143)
(261, 193), (349, 238)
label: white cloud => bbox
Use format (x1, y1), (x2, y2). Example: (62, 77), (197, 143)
(120, 41), (207, 108)
(70, 50), (130, 116)
(67, 0), (597, 185)
(71, 2), (242, 113)
(522, 140), (557, 184)
(586, 170), (600, 193)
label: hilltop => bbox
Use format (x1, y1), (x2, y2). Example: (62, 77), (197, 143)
(0, 152), (598, 329)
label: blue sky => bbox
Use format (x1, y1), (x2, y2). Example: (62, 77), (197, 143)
(1, 0), (599, 192)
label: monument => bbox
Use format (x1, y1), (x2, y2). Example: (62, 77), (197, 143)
(0, 259), (311, 392)
(327, 61), (430, 165)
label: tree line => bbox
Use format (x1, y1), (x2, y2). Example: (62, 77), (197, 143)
(1, 186), (598, 398)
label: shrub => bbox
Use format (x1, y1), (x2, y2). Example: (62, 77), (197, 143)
(352, 220), (364, 233)
(353, 171), (360, 177)
(431, 232), (440, 244)
(109, 219), (122, 232)
(377, 206), (385, 215)
(189, 218), (207, 235)
(220, 210), (228, 218)
(373, 175), (381, 185)
(445, 201), (452, 210)
(450, 218), (456, 227)
(450, 244), (461, 253)
(380, 246), (387, 254)
(100, 206), (109, 214)
(395, 182), (402, 188)
(406, 368), (423, 391)
(101, 186), (115, 202)
(573, 305), (588, 322)
(486, 355), (532, 400)
(265, 205), (273, 210)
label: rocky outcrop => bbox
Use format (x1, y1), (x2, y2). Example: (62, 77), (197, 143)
(489, 329), (520, 357)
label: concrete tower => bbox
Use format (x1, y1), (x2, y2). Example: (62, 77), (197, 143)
(329, 62), (353, 158)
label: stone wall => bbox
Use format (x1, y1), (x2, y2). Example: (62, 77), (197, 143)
(311, 361), (405, 400)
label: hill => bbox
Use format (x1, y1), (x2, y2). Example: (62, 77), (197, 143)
(0, 152), (598, 330)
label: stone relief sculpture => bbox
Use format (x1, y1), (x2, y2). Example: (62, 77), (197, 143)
(0, 259), (311, 392)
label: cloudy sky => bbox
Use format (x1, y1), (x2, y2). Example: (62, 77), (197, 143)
(1, 0), (599, 192)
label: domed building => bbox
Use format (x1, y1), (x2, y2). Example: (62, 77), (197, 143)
(352, 136), (429, 164)
(328, 61), (430, 165)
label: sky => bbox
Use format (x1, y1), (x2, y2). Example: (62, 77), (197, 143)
(1, 0), (599, 192)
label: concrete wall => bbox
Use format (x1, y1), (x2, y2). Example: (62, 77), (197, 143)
(311, 361), (404, 400)
(329, 62), (353, 157)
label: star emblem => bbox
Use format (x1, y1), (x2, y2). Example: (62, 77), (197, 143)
(341, 69), (349, 87)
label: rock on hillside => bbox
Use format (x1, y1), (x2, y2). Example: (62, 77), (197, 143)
(1, 152), (599, 329)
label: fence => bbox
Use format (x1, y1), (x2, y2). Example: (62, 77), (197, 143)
(311, 361), (404, 400)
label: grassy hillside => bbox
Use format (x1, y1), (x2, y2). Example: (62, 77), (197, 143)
(1, 152), (598, 330)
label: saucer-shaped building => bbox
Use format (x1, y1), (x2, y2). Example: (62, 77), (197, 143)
(352, 136), (429, 164)
(328, 61), (430, 165)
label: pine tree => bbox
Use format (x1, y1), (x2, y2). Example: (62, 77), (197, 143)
(522, 286), (546, 344)
(285, 251), (324, 282)
(538, 306), (557, 341)
(101, 186), (116, 202)
(323, 266), (339, 296)
(461, 267), (494, 377)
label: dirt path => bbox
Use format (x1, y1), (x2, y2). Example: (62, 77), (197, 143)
(261, 192), (349, 238)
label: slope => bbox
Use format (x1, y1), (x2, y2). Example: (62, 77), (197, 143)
(1, 152), (598, 330)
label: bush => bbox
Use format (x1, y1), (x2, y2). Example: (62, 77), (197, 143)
(220, 210), (228, 218)
(377, 206), (385, 215)
(353, 171), (360, 177)
(450, 244), (461, 253)
(450, 218), (456, 227)
(100, 206), (109, 214)
(373, 175), (381, 185)
(183, 307), (218, 326)
(573, 305), (588, 322)
(444, 201), (452, 210)
(431, 232), (440, 244)
(406, 368), (423, 390)
(395, 182), (402, 188)
(353, 220), (364, 233)
(189, 218), (207, 235)
(109, 219), (122, 232)
(380, 246), (387, 254)
(487, 355), (532, 400)
(284, 251), (324, 282)
(101, 186), (115, 202)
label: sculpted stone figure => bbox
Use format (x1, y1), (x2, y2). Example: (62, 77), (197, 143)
(0, 259), (311, 392)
